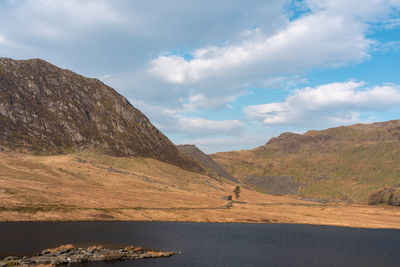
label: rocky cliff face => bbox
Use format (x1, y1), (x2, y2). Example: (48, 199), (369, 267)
(177, 144), (238, 183)
(0, 57), (203, 172)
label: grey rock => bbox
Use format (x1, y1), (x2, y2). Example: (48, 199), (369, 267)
(0, 57), (203, 173)
(0, 245), (176, 266)
(313, 176), (329, 181)
(18, 259), (34, 265)
(245, 175), (301, 195)
(4, 256), (21, 261)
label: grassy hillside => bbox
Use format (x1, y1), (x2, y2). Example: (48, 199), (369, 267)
(0, 149), (233, 221)
(213, 120), (400, 203)
(1, 149), (400, 228)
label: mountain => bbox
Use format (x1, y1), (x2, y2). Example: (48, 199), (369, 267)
(212, 120), (400, 204)
(177, 144), (238, 183)
(0, 57), (203, 172)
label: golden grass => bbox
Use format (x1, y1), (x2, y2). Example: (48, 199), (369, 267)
(48, 244), (75, 254)
(0, 150), (400, 229)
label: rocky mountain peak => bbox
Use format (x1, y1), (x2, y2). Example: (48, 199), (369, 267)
(0, 57), (203, 172)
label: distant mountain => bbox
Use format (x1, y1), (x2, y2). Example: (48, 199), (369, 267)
(177, 144), (238, 183)
(265, 120), (400, 153)
(0, 57), (203, 172)
(212, 120), (400, 204)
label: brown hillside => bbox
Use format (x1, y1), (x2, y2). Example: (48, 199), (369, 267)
(213, 120), (400, 204)
(1, 149), (400, 229)
(265, 119), (400, 153)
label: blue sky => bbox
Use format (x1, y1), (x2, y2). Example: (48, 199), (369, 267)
(0, 0), (400, 153)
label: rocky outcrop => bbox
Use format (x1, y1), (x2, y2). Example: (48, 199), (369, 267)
(177, 144), (238, 183)
(368, 184), (400, 206)
(0, 244), (175, 266)
(0, 57), (203, 172)
(265, 132), (315, 153)
(244, 175), (301, 195)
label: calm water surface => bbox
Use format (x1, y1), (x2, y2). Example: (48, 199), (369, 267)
(1, 221), (399, 266)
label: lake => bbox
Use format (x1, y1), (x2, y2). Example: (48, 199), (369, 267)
(1, 221), (399, 266)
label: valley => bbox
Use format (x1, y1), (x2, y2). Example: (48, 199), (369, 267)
(0, 149), (400, 229)
(1, 57), (400, 230)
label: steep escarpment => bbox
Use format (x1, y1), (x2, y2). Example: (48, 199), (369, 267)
(177, 144), (238, 183)
(213, 119), (400, 203)
(0, 57), (202, 172)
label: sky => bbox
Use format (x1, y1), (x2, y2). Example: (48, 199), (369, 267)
(0, 0), (400, 153)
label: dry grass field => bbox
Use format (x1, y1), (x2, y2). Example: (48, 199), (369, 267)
(0, 150), (400, 229)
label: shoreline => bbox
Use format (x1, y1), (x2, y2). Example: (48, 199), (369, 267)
(0, 218), (399, 230)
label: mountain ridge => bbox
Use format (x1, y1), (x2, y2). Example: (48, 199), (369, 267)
(212, 119), (400, 204)
(0, 57), (203, 172)
(261, 119), (400, 153)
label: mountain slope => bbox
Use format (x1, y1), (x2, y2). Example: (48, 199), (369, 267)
(0, 57), (202, 172)
(177, 144), (238, 183)
(2, 149), (400, 229)
(212, 120), (400, 203)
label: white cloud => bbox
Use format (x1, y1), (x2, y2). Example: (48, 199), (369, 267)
(149, 13), (370, 84)
(0, 0), (123, 45)
(177, 117), (244, 137)
(148, 0), (400, 85)
(374, 40), (400, 52)
(380, 18), (400, 29)
(244, 81), (400, 127)
(182, 93), (244, 111)
(130, 99), (245, 139)
(181, 133), (269, 154)
(305, 0), (400, 21)
(0, 34), (12, 46)
(33, 0), (121, 24)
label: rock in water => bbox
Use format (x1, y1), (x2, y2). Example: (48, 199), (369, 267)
(0, 57), (202, 172)
(0, 244), (176, 266)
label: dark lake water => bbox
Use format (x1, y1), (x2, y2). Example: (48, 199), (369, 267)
(1, 221), (399, 267)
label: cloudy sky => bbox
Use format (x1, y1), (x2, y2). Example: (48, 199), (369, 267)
(1, 0), (400, 153)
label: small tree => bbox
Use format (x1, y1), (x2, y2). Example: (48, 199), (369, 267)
(233, 185), (241, 200)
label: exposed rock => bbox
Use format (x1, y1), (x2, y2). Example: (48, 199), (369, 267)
(245, 175), (301, 195)
(368, 184), (400, 206)
(177, 144), (238, 183)
(313, 176), (330, 181)
(0, 244), (175, 266)
(0, 57), (203, 173)
(265, 132), (315, 153)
